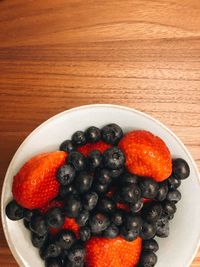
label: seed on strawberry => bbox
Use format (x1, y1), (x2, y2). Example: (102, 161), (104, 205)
(68, 152), (86, 171)
(103, 223), (119, 238)
(139, 178), (159, 199)
(83, 191), (98, 211)
(72, 131), (87, 146)
(64, 194), (82, 218)
(5, 200), (24, 221)
(142, 239), (159, 252)
(103, 147), (125, 170)
(139, 251), (157, 267)
(45, 257), (63, 267)
(85, 126), (101, 143)
(30, 215), (48, 237)
(80, 226), (91, 242)
(55, 229), (76, 250)
(89, 212), (110, 234)
(46, 207), (64, 229)
(75, 171), (93, 194)
(172, 158), (190, 180)
(101, 123), (123, 145)
(60, 139), (75, 153)
(166, 189), (182, 203)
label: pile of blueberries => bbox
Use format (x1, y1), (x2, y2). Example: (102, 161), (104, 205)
(5, 124), (190, 267)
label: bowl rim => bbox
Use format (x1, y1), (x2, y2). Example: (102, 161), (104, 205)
(1, 103), (200, 267)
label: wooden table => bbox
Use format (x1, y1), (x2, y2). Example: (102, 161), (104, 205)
(0, 0), (199, 266)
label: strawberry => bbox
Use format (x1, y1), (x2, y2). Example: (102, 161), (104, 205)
(85, 236), (142, 267)
(50, 217), (80, 238)
(12, 151), (67, 209)
(39, 200), (64, 214)
(119, 130), (172, 182)
(77, 141), (111, 156)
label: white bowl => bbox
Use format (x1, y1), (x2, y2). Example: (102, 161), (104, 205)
(1, 104), (200, 267)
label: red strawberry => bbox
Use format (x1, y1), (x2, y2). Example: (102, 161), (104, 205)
(39, 200), (64, 214)
(78, 141), (111, 156)
(119, 130), (172, 182)
(50, 217), (80, 238)
(85, 236), (142, 267)
(12, 151), (67, 209)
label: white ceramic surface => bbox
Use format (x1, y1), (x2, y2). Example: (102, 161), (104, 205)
(1, 104), (200, 267)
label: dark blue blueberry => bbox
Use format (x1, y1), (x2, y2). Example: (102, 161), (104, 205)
(139, 178), (159, 199)
(168, 175), (181, 189)
(5, 200), (24, 221)
(24, 209), (41, 222)
(30, 215), (48, 237)
(45, 257), (63, 267)
(85, 126), (101, 143)
(156, 216), (170, 238)
(46, 207), (64, 229)
(130, 199), (144, 213)
(80, 226), (91, 242)
(88, 150), (102, 169)
(156, 181), (168, 201)
(59, 185), (78, 199)
(55, 230), (76, 250)
(140, 222), (156, 240)
(142, 202), (162, 223)
(166, 190), (181, 203)
(89, 212), (110, 234)
(31, 232), (48, 248)
(101, 123), (123, 145)
(120, 226), (139, 241)
(139, 251), (157, 267)
(108, 167), (124, 179)
(96, 169), (112, 185)
(111, 210), (124, 226)
(72, 131), (86, 146)
(93, 181), (109, 194)
(98, 197), (116, 213)
(103, 147), (125, 170)
(60, 140), (75, 153)
(76, 210), (90, 226)
(68, 152), (86, 171)
(162, 200), (177, 215)
(103, 223), (119, 238)
(83, 191), (98, 211)
(121, 173), (138, 184)
(75, 171), (93, 194)
(120, 183), (141, 204)
(64, 194), (82, 218)
(142, 239), (159, 252)
(40, 242), (61, 259)
(124, 214), (142, 231)
(172, 158), (190, 180)
(57, 165), (76, 186)
(68, 245), (85, 265)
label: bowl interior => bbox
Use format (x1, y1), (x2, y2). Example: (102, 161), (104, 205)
(1, 104), (200, 267)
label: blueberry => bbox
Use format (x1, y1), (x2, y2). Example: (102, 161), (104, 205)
(64, 260), (84, 267)
(120, 183), (141, 203)
(130, 199), (144, 213)
(168, 175), (181, 189)
(96, 169), (112, 185)
(142, 202), (162, 223)
(101, 123), (123, 145)
(46, 207), (64, 229)
(45, 257), (63, 267)
(121, 173), (138, 184)
(56, 230), (76, 250)
(64, 194), (82, 218)
(31, 232), (48, 248)
(139, 178), (159, 199)
(89, 212), (110, 234)
(75, 171), (93, 194)
(156, 216), (170, 238)
(68, 245), (85, 265)
(93, 182), (109, 194)
(30, 215), (48, 237)
(173, 158), (190, 180)
(156, 181), (168, 201)
(24, 209), (41, 222)
(85, 126), (101, 143)
(162, 200), (177, 215)
(5, 200), (24, 221)
(98, 197), (116, 213)
(57, 165), (76, 186)
(103, 223), (119, 238)
(76, 210), (90, 226)
(59, 185), (77, 199)
(120, 227), (139, 241)
(142, 239), (159, 252)
(23, 219), (30, 230)
(166, 190), (181, 203)
(103, 147), (125, 170)
(60, 140), (75, 153)
(72, 131), (86, 146)
(40, 242), (61, 259)
(111, 210), (124, 226)
(108, 168), (124, 179)
(68, 152), (86, 171)
(88, 150), (102, 169)
(80, 226), (91, 242)
(124, 214), (142, 231)
(167, 213), (174, 220)
(83, 192), (98, 211)
(140, 222), (156, 240)
(139, 251), (157, 267)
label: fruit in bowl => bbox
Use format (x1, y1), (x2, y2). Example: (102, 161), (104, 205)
(5, 121), (191, 267)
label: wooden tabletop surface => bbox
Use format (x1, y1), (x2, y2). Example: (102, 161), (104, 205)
(0, 0), (199, 266)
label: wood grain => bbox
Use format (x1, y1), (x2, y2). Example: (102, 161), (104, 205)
(0, 0), (199, 266)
